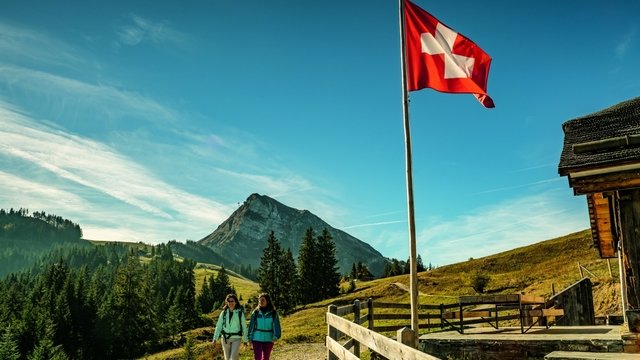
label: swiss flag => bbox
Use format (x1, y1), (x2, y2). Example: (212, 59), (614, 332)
(404, 0), (494, 108)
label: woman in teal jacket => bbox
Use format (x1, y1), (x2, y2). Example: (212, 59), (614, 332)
(213, 294), (248, 360)
(248, 293), (281, 360)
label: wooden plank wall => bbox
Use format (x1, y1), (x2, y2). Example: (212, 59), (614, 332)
(587, 192), (616, 258)
(619, 188), (640, 309)
(549, 278), (595, 326)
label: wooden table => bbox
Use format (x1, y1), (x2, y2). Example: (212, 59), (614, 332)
(442, 294), (563, 334)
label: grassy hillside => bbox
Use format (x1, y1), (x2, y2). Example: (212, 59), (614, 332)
(145, 229), (622, 359)
(194, 264), (260, 302)
(276, 229), (621, 343)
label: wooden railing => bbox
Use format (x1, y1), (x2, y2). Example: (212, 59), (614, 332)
(325, 296), (563, 359)
(326, 298), (440, 360)
(370, 301), (459, 332)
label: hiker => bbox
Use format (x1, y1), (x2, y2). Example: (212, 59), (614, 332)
(213, 294), (248, 360)
(248, 293), (281, 360)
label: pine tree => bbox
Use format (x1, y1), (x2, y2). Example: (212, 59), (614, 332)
(417, 254), (425, 272)
(176, 259), (199, 329)
(197, 275), (215, 313)
(0, 325), (20, 360)
(277, 248), (298, 313)
(213, 265), (234, 304)
(257, 231), (284, 306)
(382, 258), (404, 277)
(356, 262), (373, 281)
(108, 252), (154, 358)
(297, 227), (318, 304)
(316, 228), (340, 300)
(27, 323), (69, 360)
(183, 333), (196, 360)
(166, 286), (191, 336)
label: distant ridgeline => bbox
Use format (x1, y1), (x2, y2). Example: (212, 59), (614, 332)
(0, 207), (259, 280)
(0, 208), (90, 276)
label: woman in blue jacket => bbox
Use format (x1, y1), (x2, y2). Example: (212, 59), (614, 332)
(248, 293), (281, 360)
(213, 294), (248, 360)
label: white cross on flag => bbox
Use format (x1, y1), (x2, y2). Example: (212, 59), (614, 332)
(404, 0), (494, 108)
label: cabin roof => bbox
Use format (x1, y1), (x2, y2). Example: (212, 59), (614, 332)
(558, 97), (640, 176)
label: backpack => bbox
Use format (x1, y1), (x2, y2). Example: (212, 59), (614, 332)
(220, 308), (244, 341)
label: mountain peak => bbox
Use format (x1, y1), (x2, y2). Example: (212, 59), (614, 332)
(199, 194), (387, 276)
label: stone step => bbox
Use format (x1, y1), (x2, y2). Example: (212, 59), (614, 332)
(545, 351), (640, 359)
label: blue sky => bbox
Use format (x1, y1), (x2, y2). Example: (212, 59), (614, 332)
(1, 0), (638, 266)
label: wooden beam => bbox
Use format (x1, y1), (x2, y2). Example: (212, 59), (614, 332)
(523, 308), (564, 317)
(459, 294), (520, 304)
(373, 313), (438, 320)
(442, 311), (492, 319)
(519, 295), (545, 304)
(326, 336), (360, 360)
(587, 193), (617, 258)
(570, 170), (640, 195)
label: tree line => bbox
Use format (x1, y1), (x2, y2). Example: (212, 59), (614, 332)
(256, 227), (341, 314)
(0, 208), (83, 242)
(0, 209), (87, 277)
(381, 255), (433, 277)
(0, 242), (228, 359)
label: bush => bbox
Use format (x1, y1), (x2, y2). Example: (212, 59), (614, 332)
(183, 334), (195, 360)
(470, 272), (490, 294)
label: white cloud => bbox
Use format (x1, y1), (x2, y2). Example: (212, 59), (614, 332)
(214, 167), (315, 199)
(341, 219), (405, 230)
(0, 21), (92, 70)
(0, 170), (88, 209)
(476, 177), (562, 194)
(0, 64), (178, 126)
(0, 102), (233, 241)
(416, 190), (588, 266)
(116, 14), (187, 47)
(615, 28), (636, 59)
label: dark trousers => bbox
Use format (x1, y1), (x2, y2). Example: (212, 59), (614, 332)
(251, 341), (274, 360)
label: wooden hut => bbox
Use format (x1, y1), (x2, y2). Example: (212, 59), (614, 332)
(558, 96), (640, 330)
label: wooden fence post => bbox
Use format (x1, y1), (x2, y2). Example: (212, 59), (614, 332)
(459, 302), (464, 334)
(367, 298), (378, 359)
(397, 327), (416, 348)
(353, 299), (360, 357)
(578, 261), (584, 278)
(327, 304), (338, 360)
(367, 297), (374, 330)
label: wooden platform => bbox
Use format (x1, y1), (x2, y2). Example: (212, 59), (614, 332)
(545, 351), (640, 359)
(419, 326), (624, 360)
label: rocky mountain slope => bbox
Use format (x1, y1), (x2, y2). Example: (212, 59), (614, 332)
(199, 193), (388, 276)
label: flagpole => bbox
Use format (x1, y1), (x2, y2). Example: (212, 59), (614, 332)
(399, 0), (420, 339)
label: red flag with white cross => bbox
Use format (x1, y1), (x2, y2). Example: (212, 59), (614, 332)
(404, 0), (494, 108)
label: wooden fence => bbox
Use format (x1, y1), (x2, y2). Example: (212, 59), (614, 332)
(325, 296), (564, 359)
(326, 298), (442, 360)
(354, 298), (521, 333)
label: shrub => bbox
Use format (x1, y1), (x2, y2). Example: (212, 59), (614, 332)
(470, 272), (490, 294)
